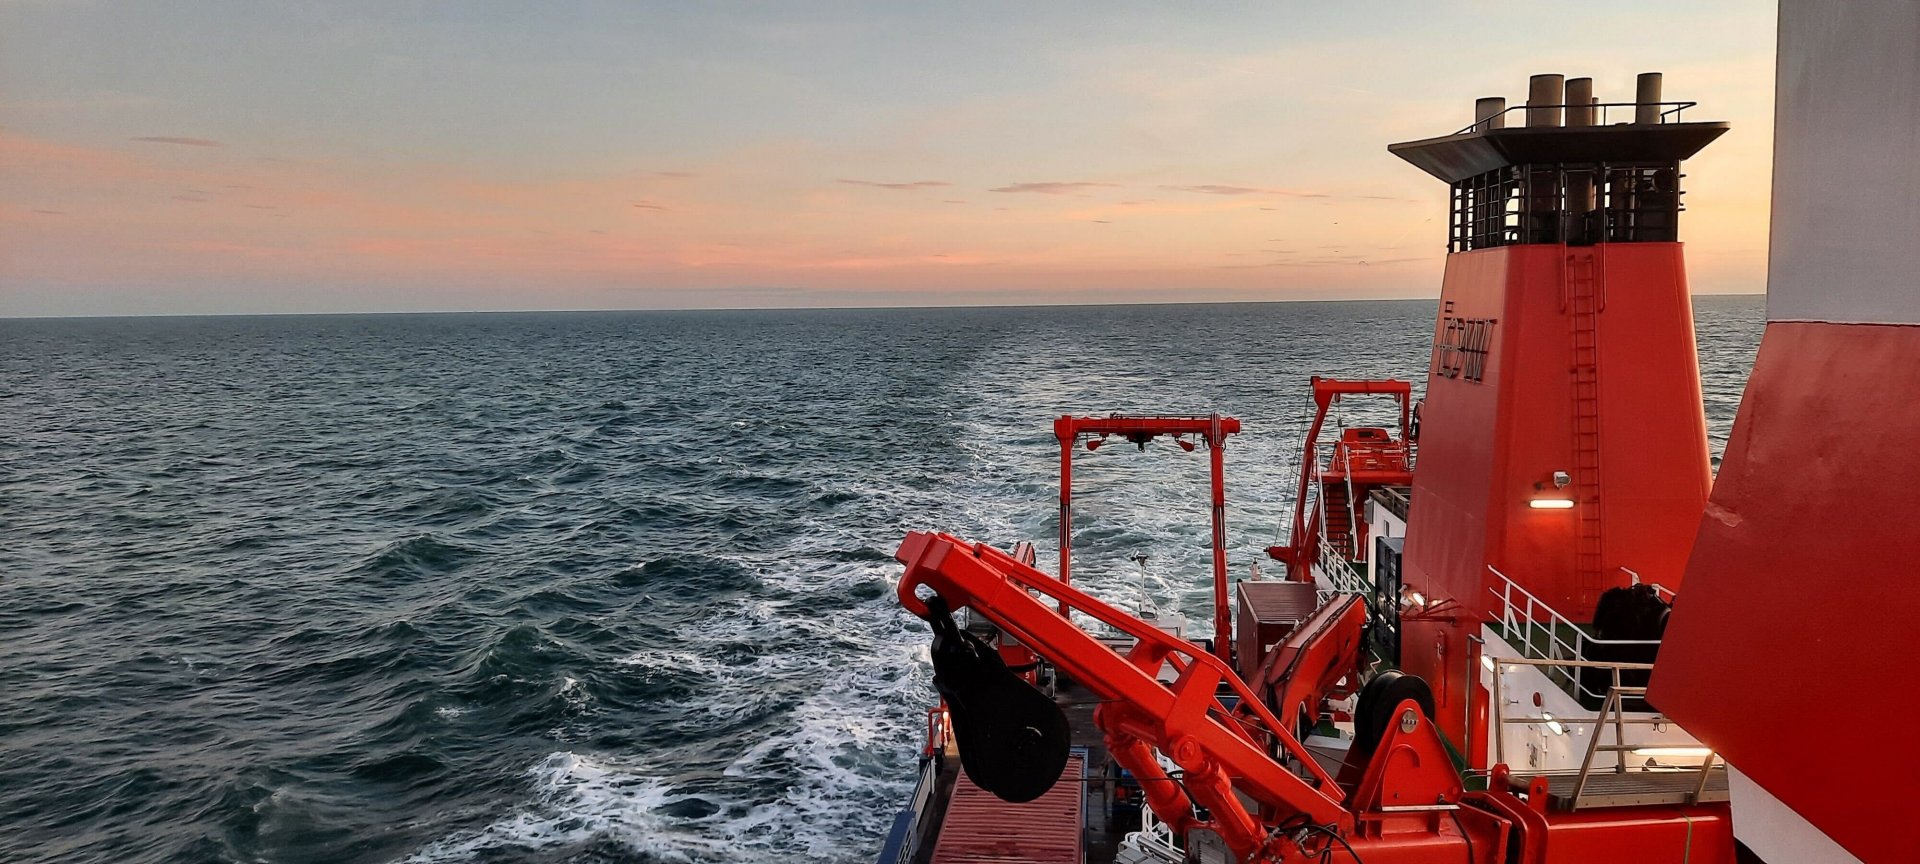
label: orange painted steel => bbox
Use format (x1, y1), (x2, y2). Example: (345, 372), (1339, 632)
(897, 531), (1345, 846)
(1474, 766), (1734, 864)
(1254, 593), (1367, 739)
(1274, 378), (1414, 581)
(1404, 245), (1711, 620)
(1053, 414), (1240, 664)
(1651, 321), (1920, 864)
(898, 528), (1745, 863)
(897, 531), (1490, 863)
(1398, 242), (1714, 757)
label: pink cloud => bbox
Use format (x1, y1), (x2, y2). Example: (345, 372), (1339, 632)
(1160, 184), (1329, 198)
(988, 181), (1119, 195)
(132, 136), (223, 147)
(837, 179), (952, 190)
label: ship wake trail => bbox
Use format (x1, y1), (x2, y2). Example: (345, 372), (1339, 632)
(0, 305), (1758, 864)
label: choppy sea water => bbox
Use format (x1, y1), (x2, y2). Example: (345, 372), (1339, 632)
(0, 298), (1762, 864)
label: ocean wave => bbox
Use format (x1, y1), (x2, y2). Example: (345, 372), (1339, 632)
(0, 301), (1763, 864)
(351, 534), (477, 581)
(609, 556), (760, 600)
(399, 753), (735, 864)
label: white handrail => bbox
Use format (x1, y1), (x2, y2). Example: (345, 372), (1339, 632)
(1316, 534), (1373, 599)
(1310, 440), (1327, 556)
(1341, 446), (1360, 560)
(1488, 664), (1721, 810)
(1485, 564), (1664, 701)
(1306, 440), (1372, 596)
(1618, 566), (1677, 604)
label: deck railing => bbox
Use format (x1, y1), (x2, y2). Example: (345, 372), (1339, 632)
(1317, 535), (1372, 600)
(1454, 100), (1699, 135)
(1123, 790), (1183, 863)
(1488, 657), (1721, 811)
(1617, 566), (1675, 604)
(876, 745), (944, 864)
(1485, 564), (1667, 702)
(1305, 439), (1366, 562)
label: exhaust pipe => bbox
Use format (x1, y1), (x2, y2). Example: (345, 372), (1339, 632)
(1566, 77), (1595, 127)
(1635, 72), (1664, 124)
(1475, 96), (1507, 131)
(1527, 74), (1565, 127)
(1565, 77), (1598, 217)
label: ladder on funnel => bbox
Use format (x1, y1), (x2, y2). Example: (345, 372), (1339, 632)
(1565, 251), (1604, 606)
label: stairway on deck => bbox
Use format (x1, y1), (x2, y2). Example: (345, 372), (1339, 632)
(1322, 483), (1353, 555)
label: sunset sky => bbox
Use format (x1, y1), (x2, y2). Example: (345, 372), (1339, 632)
(2, 1), (1776, 317)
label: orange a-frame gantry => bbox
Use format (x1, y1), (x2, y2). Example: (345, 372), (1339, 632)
(1053, 414), (1239, 664)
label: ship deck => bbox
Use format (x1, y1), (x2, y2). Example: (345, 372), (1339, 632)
(1056, 675), (1126, 863)
(906, 672), (1125, 864)
(1508, 766), (1730, 810)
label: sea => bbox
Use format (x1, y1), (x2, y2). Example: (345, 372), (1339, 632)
(0, 297), (1763, 864)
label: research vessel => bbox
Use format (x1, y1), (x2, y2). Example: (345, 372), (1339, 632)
(880, 3), (1915, 862)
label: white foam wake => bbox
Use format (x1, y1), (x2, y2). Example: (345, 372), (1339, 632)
(399, 751), (734, 864)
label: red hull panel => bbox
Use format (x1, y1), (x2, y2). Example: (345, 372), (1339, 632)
(1650, 321), (1920, 864)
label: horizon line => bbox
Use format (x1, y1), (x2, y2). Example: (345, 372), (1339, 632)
(0, 291), (1766, 322)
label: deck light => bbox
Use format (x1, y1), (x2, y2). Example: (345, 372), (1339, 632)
(1529, 498), (1575, 509)
(1632, 746), (1713, 758)
(1542, 712), (1566, 736)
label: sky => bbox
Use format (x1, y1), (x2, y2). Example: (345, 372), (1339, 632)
(1, 1), (1776, 316)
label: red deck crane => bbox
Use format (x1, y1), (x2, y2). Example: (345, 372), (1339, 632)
(897, 529), (1736, 862)
(897, 531), (1498, 863)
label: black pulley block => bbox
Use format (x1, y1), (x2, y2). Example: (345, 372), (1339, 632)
(922, 595), (1069, 803)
